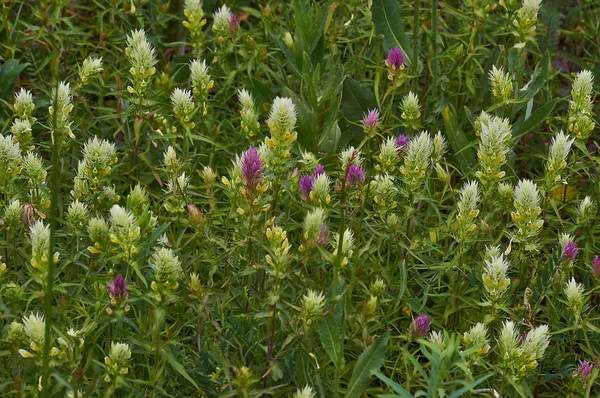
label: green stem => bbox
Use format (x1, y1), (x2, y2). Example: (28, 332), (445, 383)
(42, 82), (62, 395)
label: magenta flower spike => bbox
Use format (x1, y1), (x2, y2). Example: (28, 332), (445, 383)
(385, 47), (405, 70)
(347, 164), (365, 186)
(563, 241), (579, 260)
(299, 175), (314, 201)
(241, 147), (263, 193)
(410, 314), (431, 338)
(107, 274), (128, 301)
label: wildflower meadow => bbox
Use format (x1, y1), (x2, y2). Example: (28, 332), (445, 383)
(0, 0), (599, 396)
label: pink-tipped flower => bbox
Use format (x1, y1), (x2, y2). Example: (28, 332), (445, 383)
(230, 14), (238, 31)
(592, 255), (600, 280)
(362, 109), (380, 134)
(241, 147), (263, 193)
(314, 164), (325, 176)
(395, 134), (408, 150)
(385, 47), (405, 71)
(573, 360), (593, 384)
(107, 274), (128, 302)
(410, 314), (431, 338)
(347, 164), (365, 186)
(563, 241), (579, 260)
(299, 175), (315, 201)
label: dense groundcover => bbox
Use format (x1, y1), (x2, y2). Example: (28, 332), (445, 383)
(0, 0), (599, 396)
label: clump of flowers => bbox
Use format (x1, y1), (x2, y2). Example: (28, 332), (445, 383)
(482, 254), (511, 303)
(183, 0), (206, 53)
(106, 274), (130, 312)
(567, 70), (596, 140)
(190, 59), (213, 115)
(560, 234), (579, 263)
(510, 179), (543, 252)
(475, 114), (512, 191)
(0, 134), (22, 188)
(264, 97), (298, 175)
(299, 208), (328, 252)
(384, 47), (405, 82)
(66, 200), (89, 232)
(125, 29), (157, 107)
(400, 91), (421, 130)
(150, 247), (182, 295)
(30, 220), (59, 284)
(10, 88), (36, 150)
(513, 0), (542, 39)
(171, 88), (196, 131)
(361, 109), (380, 137)
(72, 137), (118, 209)
(498, 321), (550, 379)
(463, 323), (490, 356)
(293, 386), (316, 398)
(544, 131), (575, 190)
(104, 342), (131, 383)
(298, 290), (326, 328)
(19, 313), (54, 360)
(371, 174), (398, 221)
(376, 137), (401, 174)
(264, 224), (292, 280)
(212, 5), (236, 42)
(399, 131), (433, 191)
(451, 181), (480, 243)
(564, 278), (585, 319)
(239, 89), (260, 139)
(108, 205), (141, 264)
(573, 360), (593, 387)
(78, 56), (103, 84)
(49, 82), (74, 139)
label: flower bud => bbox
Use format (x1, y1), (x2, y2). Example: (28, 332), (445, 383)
(409, 315), (431, 339)
(489, 65), (512, 101)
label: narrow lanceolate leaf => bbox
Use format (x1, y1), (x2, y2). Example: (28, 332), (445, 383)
(319, 311), (343, 369)
(371, 0), (412, 65)
(345, 331), (390, 398)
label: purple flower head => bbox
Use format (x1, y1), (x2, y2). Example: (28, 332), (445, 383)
(347, 164), (365, 186)
(230, 14), (238, 31)
(592, 255), (600, 280)
(362, 109), (380, 131)
(299, 175), (315, 201)
(563, 241), (579, 260)
(316, 224), (328, 245)
(410, 314), (431, 338)
(107, 274), (128, 301)
(314, 164), (325, 176)
(241, 147), (263, 192)
(395, 135), (409, 150)
(574, 360), (593, 381)
(385, 47), (405, 70)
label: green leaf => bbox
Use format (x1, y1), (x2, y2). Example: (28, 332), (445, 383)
(345, 331), (390, 398)
(512, 98), (559, 138)
(441, 105), (476, 174)
(340, 77), (377, 147)
(371, 0), (412, 65)
(0, 59), (28, 100)
(160, 347), (200, 390)
(372, 371), (412, 397)
(319, 311), (343, 369)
